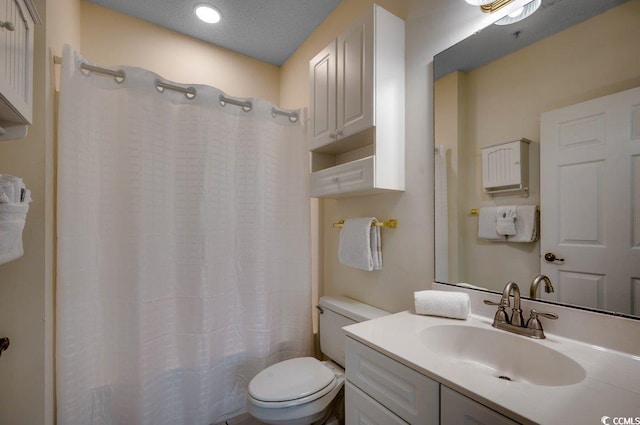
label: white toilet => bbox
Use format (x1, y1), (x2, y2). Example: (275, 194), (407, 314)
(246, 296), (389, 425)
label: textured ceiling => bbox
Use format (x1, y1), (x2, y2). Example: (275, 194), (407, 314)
(87, 0), (343, 66)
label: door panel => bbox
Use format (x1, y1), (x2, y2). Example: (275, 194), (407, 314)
(309, 41), (336, 150)
(540, 87), (640, 315)
(337, 7), (373, 139)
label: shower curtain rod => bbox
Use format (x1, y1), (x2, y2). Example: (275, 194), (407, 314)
(53, 55), (299, 122)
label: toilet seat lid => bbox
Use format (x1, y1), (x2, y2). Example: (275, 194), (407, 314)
(249, 357), (335, 403)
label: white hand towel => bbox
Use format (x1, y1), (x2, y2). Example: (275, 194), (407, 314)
(414, 290), (470, 320)
(371, 222), (382, 271)
(496, 206), (517, 236)
(339, 217), (382, 271)
(478, 207), (506, 241)
(507, 205), (538, 242)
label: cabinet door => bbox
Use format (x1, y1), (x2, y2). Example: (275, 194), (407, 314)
(336, 5), (374, 140)
(0, 0), (34, 125)
(345, 381), (407, 425)
(346, 338), (439, 425)
(441, 386), (520, 425)
(309, 41), (337, 150)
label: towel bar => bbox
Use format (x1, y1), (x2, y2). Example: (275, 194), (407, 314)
(333, 219), (398, 229)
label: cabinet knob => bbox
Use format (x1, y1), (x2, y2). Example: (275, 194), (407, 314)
(336, 129), (343, 136)
(0, 21), (15, 31)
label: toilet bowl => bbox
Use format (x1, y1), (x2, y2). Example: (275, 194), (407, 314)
(246, 357), (344, 425)
(246, 296), (389, 425)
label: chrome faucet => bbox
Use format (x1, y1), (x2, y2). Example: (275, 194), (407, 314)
(484, 281), (558, 339)
(501, 281), (524, 327)
(529, 274), (554, 299)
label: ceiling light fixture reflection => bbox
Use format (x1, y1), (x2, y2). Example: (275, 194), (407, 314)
(494, 0), (541, 25)
(195, 4), (222, 24)
(465, 0), (495, 5)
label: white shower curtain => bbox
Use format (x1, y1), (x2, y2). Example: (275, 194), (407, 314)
(56, 46), (311, 425)
(434, 145), (448, 282)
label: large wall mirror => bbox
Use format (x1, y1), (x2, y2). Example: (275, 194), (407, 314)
(434, 0), (640, 317)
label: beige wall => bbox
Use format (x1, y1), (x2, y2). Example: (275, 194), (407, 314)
(437, 1), (640, 292)
(80, 2), (281, 104)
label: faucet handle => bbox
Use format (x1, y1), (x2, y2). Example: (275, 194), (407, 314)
(484, 298), (510, 307)
(484, 299), (510, 323)
(526, 309), (558, 330)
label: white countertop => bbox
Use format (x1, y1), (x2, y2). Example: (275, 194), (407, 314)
(343, 311), (640, 425)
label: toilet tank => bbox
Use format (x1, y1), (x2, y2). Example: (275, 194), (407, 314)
(318, 296), (389, 367)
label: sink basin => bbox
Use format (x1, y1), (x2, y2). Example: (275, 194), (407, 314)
(420, 325), (586, 386)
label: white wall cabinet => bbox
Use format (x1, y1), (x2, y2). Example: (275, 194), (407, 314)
(481, 139), (530, 196)
(345, 337), (523, 425)
(309, 4), (404, 198)
(0, 0), (39, 140)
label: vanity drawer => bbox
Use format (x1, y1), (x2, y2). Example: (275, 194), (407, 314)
(441, 386), (520, 425)
(345, 381), (407, 425)
(345, 337), (439, 425)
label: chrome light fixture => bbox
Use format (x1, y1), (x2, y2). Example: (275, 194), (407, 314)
(465, 0), (542, 24)
(494, 0), (542, 25)
(465, 0), (495, 5)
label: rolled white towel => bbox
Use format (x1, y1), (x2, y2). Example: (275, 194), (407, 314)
(414, 290), (470, 320)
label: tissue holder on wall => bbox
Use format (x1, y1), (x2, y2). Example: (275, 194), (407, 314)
(481, 139), (530, 197)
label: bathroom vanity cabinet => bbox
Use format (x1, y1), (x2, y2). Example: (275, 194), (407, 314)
(440, 386), (518, 425)
(0, 0), (39, 140)
(345, 337), (520, 425)
(344, 292), (640, 425)
(308, 4), (405, 198)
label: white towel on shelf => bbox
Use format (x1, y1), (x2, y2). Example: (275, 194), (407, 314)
(0, 175), (29, 204)
(496, 206), (517, 236)
(0, 203), (29, 265)
(414, 290), (470, 320)
(478, 207), (506, 241)
(508, 205), (538, 242)
(339, 217), (382, 271)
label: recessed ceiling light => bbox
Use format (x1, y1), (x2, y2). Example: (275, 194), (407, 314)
(195, 4), (222, 24)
